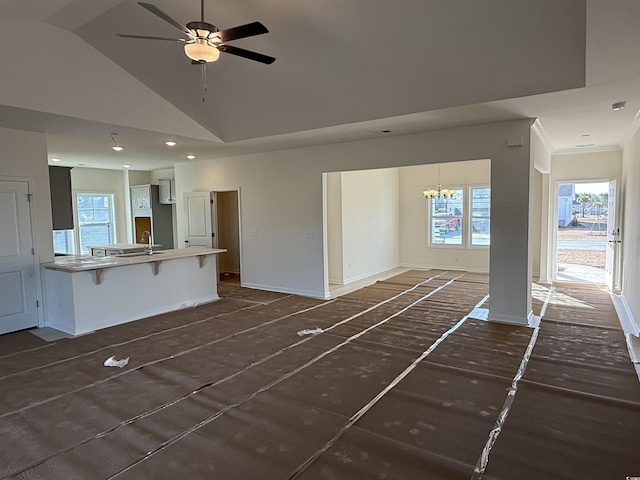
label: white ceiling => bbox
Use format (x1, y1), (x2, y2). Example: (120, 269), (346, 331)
(1, 0), (639, 171)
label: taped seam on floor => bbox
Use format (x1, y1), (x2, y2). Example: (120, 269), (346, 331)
(107, 275), (465, 479)
(0, 342), (56, 361)
(9, 272), (455, 477)
(287, 294), (490, 480)
(0, 297), (310, 382)
(0, 299), (337, 419)
(470, 288), (551, 480)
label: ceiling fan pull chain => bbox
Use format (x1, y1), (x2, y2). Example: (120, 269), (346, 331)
(202, 62), (208, 102)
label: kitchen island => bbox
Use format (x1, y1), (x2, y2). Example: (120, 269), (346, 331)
(42, 247), (226, 335)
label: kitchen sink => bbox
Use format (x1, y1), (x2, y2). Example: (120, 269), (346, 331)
(116, 251), (165, 258)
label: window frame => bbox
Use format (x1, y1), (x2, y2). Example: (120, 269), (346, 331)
(469, 185), (491, 248)
(426, 184), (490, 248)
(426, 187), (465, 247)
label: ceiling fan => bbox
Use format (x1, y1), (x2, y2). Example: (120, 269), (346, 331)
(116, 1), (275, 65)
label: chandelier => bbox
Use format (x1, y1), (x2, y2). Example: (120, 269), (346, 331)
(423, 185), (456, 199)
(422, 165), (455, 199)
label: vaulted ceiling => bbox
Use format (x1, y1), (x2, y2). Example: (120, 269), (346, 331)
(1, 0), (639, 170)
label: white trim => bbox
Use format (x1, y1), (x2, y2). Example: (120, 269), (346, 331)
(241, 281), (329, 299)
(486, 310), (534, 327)
(620, 106), (640, 149)
(552, 145), (621, 156)
(611, 293), (640, 337)
(400, 262), (488, 274)
(531, 119), (554, 155)
(340, 264), (402, 286)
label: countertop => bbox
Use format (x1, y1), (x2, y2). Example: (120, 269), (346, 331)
(43, 247), (227, 273)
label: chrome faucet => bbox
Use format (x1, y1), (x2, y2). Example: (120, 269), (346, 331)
(140, 230), (153, 254)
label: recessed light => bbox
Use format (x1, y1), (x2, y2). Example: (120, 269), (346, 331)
(612, 101), (626, 111)
(123, 164), (131, 168)
(581, 134), (590, 137)
(165, 141), (177, 147)
(51, 158), (61, 162)
(381, 130), (391, 133)
(186, 155), (196, 160)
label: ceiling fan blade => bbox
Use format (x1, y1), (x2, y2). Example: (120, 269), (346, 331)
(138, 2), (192, 36)
(217, 22), (268, 43)
(218, 44), (275, 64)
(116, 33), (185, 42)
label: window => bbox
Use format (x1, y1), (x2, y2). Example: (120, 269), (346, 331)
(470, 187), (490, 246)
(429, 188), (464, 245)
(52, 229), (75, 254)
(76, 193), (116, 253)
(427, 186), (491, 247)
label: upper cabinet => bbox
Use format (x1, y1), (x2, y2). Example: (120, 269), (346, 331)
(131, 184), (151, 210)
(158, 178), (176, 204)
(49, 166), (74, 230)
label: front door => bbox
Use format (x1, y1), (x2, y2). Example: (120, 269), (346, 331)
(605, 180), (620, 292)
(0, 180), (38, 334)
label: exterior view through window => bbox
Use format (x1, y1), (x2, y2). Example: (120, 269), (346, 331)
(471, 187), (490, 246)
(430, 188), (463, 245)
(428, 186), (490, 246)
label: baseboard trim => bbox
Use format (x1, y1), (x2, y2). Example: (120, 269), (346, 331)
(611, 293), (640, 336)
(241, 282), (327, 299)
(400, 263), (489, 274)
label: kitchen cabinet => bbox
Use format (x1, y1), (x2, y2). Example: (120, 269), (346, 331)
(131, 184), (151, 214)
(158, 178), (176, 204)
(49, 166), (74, 230)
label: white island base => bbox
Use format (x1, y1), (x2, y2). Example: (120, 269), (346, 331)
(42, 248), (225, 336)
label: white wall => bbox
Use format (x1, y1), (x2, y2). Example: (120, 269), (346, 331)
(331, 168), (400, 285)
(551, 150), (622, 182)
(621, 129), (640, 331)
(176, 119), (535, 324)
(400, 160), (490, 272)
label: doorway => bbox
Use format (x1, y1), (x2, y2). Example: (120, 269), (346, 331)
(0, 179), (39, 334)
(555, 181), (610, 286)
(212, 190), (241, 284)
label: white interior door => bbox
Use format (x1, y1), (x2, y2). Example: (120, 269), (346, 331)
(0, 180), (38, 334)
(184, 191), (212, 248)
(605, 180), (619, 291)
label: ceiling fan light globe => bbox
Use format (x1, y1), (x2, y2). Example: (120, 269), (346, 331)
(184, 40), (219, 62)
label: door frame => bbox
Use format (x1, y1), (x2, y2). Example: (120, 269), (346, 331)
(0, 176), (44, 329)
(211, 188), (243, 282)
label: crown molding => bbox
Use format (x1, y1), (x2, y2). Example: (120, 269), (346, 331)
(552, 145), (621, 156)
(531, 119), (555, 154)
